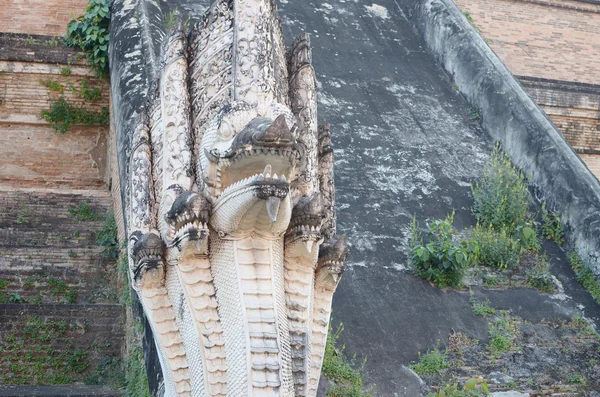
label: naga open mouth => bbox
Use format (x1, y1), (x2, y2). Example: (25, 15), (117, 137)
(215, 164), (290, 223)
(165, 191), (210, 247)
(129, 231), (166, 289)
(205, 114), (302, 198)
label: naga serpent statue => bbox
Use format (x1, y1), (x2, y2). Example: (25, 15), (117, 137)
(124, 0), (348, 396)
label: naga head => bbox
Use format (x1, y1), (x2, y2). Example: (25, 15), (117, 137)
(316, 235), (348, 288)
(202, 102), (303, 234)
(165, 188), (211, 256)
(285, 194), (325, 256)
(129, 230), (167, 290)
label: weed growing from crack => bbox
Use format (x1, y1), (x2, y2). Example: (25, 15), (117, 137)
(322, 321), (371, 396)
(410, 348), (448, 376)
(470, 296), (496, 316)
(69, 200), (100, 221)
(541, 202), (565, 245)
(60, 66), (72, 76)
(526, 253), (555, 293)
(41, 96), (109, 133)
(569, 251), (600, 304)
(41, 78), (64, 93)
(488, 312), (519, 356)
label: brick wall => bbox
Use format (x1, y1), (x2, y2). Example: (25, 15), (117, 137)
(520, 77), (600, 154)
(454, 0), (600, 85)
(0, 61), (110, 189)
(580, 154), (600, 178)
(0, 0), (88, 37)
(453, 0), (600, 179)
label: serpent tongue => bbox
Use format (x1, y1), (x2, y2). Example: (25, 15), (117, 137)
(266, 196), (281, 222)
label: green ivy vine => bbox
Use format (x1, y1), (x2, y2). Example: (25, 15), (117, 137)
(41, 97), (109, 134)
(64, 0), (111, 77)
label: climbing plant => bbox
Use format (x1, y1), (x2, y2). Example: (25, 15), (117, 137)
(64, 0), (111, 77)
(41, 96), (109, 133)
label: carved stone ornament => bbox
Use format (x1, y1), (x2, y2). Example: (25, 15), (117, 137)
(124, 1), (348, 396)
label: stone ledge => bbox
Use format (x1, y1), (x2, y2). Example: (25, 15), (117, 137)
(0, 33), (87, 66)
(0, 385), (122, 397)
(0, 60), (94, 77)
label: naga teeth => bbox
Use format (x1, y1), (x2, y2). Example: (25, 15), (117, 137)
(280, 175), (286, 182)
(263, 164), (272, 176)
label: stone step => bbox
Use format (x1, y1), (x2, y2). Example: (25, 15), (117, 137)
(0, 385), (122, 397)
(0, 304), (125, 386)
(0, 247), (118, 304)
(0, 189), (119, 304)
(0, 190), (112, 246)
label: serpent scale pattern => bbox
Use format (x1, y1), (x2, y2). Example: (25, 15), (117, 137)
(142, 286), (193, 396)
(177, 252), (228, 396)
(307, 277), (334, 397)
(283, 241), (318, 396)
(210, 235), (249, 396)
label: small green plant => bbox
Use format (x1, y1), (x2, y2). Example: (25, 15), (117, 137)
(470, 109), (481, 121)
(44, 37), (60, 47)
(322, 322), (371, 396)
(164, 8), (181, 31)
(60, 66), (72, 76)
(25, 36), (38, 45)
(569, 251), (600, 304)
(482, 273), (500, 288)
(526, 254), (555, 293)
(541, 202), (565, 245)
(565, 374), (586, 386)
(15, 204), (30, 224)
(97, 214), (119, 260)
(123, 347), (151, 397)
(80, 79), (102, 101)
(68, 200), (100, 221)
(84, 355), (125, 389)
(64, 0), (111, 77)
(409, 213), (475, 288)
(41, 96), (109, 133)
(68, 249), (79, 259)
(428, 377), (490, 397)
(472, 143), (532, 232)
(118, 249), (131, 305)
(488, 312), (519, 356)
(9, 293), (24, 303)
(470, 296), (496, 316)
(470, 224), (519, 269)
(410, 348), (448, 376)
(514, 224), (540, 253)
(464, 12), (475, 24)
